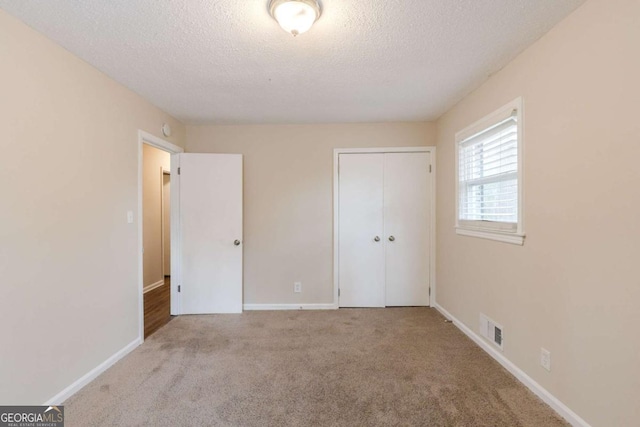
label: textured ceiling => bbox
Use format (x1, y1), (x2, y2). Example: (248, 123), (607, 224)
(0, 0), (584, 124)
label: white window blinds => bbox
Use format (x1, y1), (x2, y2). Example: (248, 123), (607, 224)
(458, 110), (518, 231)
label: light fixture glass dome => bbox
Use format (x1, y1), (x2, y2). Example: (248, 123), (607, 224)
(269, 0), (321, 36)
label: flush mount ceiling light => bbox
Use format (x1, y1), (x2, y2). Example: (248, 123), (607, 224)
(269, 0), (321, 36)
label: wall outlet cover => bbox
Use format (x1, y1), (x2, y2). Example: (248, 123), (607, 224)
(541, 348), (551, 371)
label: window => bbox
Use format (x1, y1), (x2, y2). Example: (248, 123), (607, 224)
(455, 98), (524, 245)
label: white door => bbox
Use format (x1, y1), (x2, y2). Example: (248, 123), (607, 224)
(338, 154), (385, 307)
(384, 152), (431, 306)
(179, 153), (243, 314)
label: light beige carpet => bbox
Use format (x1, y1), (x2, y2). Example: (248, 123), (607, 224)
(65, 308), (568, 426)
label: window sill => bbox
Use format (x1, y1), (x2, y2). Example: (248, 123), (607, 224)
(455, 227), (525, 245)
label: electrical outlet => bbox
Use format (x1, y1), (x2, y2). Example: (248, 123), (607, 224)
(479, 315), (489, 337)
(294, 282), (302, 293)
(541, 348), (551, 371)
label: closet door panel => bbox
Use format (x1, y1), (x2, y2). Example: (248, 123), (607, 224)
(338, 154), (385, 307)
(384, 152), (431, 306)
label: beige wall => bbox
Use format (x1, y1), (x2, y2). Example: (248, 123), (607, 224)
(142, 145), (170, 288)
(0, 10), (185, 404)
(435, 0), (639, 425)
(187, 123), (436, 304)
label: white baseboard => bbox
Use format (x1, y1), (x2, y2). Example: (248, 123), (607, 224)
(143, 279), (164, 294)
(243, 303), (337, 311)
(44, 337), (142, 405)
(434, 304), (590, 427)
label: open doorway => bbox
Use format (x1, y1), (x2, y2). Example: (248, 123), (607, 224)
(138, 131), (183, 341)
(142, 144), (171, 338)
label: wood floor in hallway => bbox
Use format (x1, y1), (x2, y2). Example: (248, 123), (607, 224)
(143, 276), (171, 339)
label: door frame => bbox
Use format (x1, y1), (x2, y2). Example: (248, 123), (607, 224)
(333, 147), (437, 308)
(138, 130), (183, 342)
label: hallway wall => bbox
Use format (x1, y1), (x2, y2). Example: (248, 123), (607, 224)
(142, 144), (170, 290)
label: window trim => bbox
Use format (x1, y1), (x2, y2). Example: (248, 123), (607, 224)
(454, 97), (525, 245)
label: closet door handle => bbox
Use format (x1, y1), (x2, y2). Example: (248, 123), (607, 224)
(234, 240), (241, 246)
(374, 236), (380, 242)
(388, 236), (395, 242)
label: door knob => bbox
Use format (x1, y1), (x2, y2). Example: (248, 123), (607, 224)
(388, 236), (395, 242)
(374, 236), (380, 242)
(234, 240), (241, 246)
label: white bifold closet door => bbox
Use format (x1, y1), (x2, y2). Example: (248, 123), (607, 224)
(384, 153), (431, 306)
(179, 153), (243, 314)
(338, 154), (386, 307)
(338, 152), (431, 308)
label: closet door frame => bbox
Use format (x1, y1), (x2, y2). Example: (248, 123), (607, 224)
(333, 146), (437, 308)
